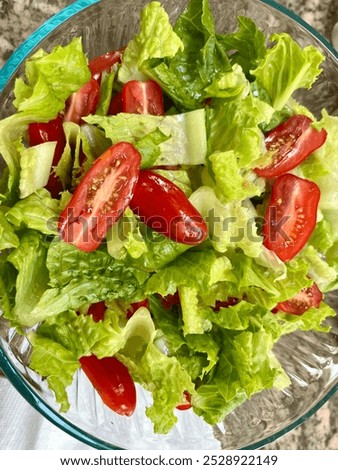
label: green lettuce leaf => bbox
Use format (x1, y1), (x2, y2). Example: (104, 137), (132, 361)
(0, 38), (90, 201)
(189, 186), (263, 258)
(0, 207), (19, 250)
(14, 37), (90, 115)
(6, 188), (61, 235)
(252, 33), (324, 110)
(208, 150), (262, 202)
(146, 249), (233, 296)
(12, 239), (148, 327)
(19, 142), (56, 198)
(84, 109), (207, 167)
(29, 335), (79, 412)
(216, 16), (267, 74)
(207, 93), (273, 169)
(300, 111), (338, 242)
(118, 1), (184, 83)
(7, 230), (50, 326)
(0, 258), (18, 320)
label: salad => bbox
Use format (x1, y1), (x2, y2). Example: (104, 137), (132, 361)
(0, 0), (337, 435)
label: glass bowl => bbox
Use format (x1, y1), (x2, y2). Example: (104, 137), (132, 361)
(0, 0), (337, 450)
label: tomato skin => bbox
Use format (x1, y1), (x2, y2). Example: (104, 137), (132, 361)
(126, 299), (149, 319)
(80, 301), (136, 416)
(79, 355), (136, 416)
(122, 80), (164, 115)
(63, 77), (100, 124)
(108, 92), (123, 115)
(161, 292), (180, 309)
(176, 391), (192, 411)
(262, 173), (320, 262)
(88, 49), (123, 81)
(87, 301), (106, 322)
(28, 116), (66, 198)
(255, 115), (327, 178)
(213, 297), (240, 311)
(129, 170), (208, 245)
(58, 142), (141, 252)
(274, 281), (322, 315)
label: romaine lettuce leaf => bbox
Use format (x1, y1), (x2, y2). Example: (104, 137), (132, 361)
(252, 33), (324, 110)
(14, 37), (90, 116)
(29, 335), (79, 412)
(0, 258), (18, 321)
(216, 16), (267, 74)
(13, 239), (148, 326)
(207, 93), (272, 169)
(7, 230), (50, 326)
(146, 249), (233, 297)
(189, 186), (263, 258)
(19, 141), (56, 198)
(0, 208), (19, 250)
(0, 38), (90, 201)
(84, 109), (207, 167)
(118, 1), (184, 83)
(6, 188), (60, 235)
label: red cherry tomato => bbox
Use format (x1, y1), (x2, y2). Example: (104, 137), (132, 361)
(79, 355), (136, 416)
(28, 116), (66, 198)
(262, 173), (320, 262)
(88, 49), (123, 81)
(108, 92), (123, 115)
(122, 80), (164, 115)
(87, 301), (106, 322)
(126, 299), (149, 319)
(274, 281), (322, 315)
(129, 170), (208, 245)
(176, 391), (192, 411)
(80, 301), (136, 416)
(63, 77), (100, 124)
(161, 292), (180, 309)
(213, 297), (240, 311)
(58, 142), (141, 252)
(255, 115), (327, 178)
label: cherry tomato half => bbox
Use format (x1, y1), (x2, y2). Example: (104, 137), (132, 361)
(262, 173), (320, 262)
(87, 301), (106, 322)
(176, 391), (192, 411)
(122, 80), (164, 115)
(79, 355), (136, 416)
(80, 301), (137, 416)
(88, 49), (123, 82)
(254, 115), (327, 178)
(58, 142), (141, 252)
(161, 292), (181, 310)
(28, 116), (66, 198)
(63, 77), (100, 125)
(129, 170), (208, 245)
(274, 281), (322, 315)
(108, 92), (123, 115)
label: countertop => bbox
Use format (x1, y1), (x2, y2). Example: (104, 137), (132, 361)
(0, 0), (337, 451)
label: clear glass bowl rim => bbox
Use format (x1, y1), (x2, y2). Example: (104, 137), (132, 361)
(0, 0), (337, 450)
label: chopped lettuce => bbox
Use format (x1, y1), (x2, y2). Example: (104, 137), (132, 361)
(216, 16), (267, 74)
(118, 1), (184, 83)
(252, 33), (324, 110)
(84, 109), (207, 167)
(13, 37), (90, 116)
(0, 208), (19, 250)
(7, 231), (50, 326)
(0, 0), (336, 438)
(6, 188), (61, 234)
(19, 142), (56, 198)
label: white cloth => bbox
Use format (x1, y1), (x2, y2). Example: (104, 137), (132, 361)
(0, 377), (91, 450)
